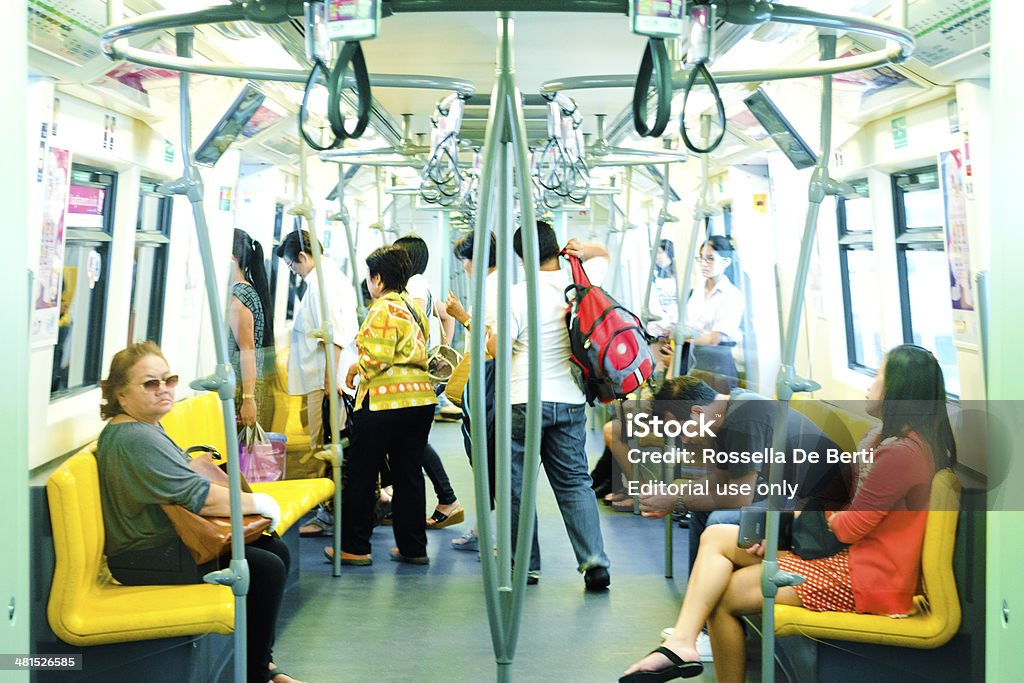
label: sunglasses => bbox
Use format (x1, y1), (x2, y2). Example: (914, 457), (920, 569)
(140, 375), (179, 391)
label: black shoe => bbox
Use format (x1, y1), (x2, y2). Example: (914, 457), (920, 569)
(677, 511), (691, 529)
(584, 566), (610, 592)
(592, 479), (613, 499)
(527, 570), (540, 585)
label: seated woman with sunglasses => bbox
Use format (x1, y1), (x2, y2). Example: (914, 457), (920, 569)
(620, 345), (956, 683)
(95, 341), (302, 683)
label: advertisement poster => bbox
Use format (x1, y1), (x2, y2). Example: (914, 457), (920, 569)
(31, 146), (71, 347)
(939, 148), (977, 345)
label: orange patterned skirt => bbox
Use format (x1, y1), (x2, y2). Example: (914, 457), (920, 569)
(777, 548), (856, 612)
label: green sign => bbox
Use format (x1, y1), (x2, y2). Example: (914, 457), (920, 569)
(891, 116), (908, 149)
(163, 140), (174, 163)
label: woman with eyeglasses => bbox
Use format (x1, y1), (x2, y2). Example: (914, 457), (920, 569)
(95, 341), (302, 683)
(667, 235), (744, 392)
(620, 345), (956, 683)
(229, 229), (277, 428)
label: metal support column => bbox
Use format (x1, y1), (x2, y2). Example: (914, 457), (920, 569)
(160, 29), (248, 683)
(467, 12), (542, 682)
(290, 139), (345, 577)
(760, 32), (839, 683)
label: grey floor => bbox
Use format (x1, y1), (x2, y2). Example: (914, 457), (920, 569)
(273, 420), (760, 683)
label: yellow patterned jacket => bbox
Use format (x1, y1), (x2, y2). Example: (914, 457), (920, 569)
(355, 291), (438, 412)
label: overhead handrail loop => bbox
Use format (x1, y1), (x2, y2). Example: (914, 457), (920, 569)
(300, 57), (340, 151)
(327, 41), (372, 141)
(679, 62), (727, 154)
(632, 37), (672, 138)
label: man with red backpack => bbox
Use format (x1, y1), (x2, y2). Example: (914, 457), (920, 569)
(489, 221), (611, 591)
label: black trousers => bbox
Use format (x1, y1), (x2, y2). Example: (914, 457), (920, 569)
(460, 358), (497, 509)
(342, 400), (435, 556)
(109, 534), (290, 683)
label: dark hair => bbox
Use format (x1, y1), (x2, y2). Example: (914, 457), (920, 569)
(656, 238), (675, 278)
(366, 246), (413, 293)
(100, 341), (166, 420)
(703, 235), (735, 257)
(454, 232), (497, 269)
(513, 220), (560, 263)
(652, 376), (718, 420)
(275, 229), (322, 262)
(879, 345), (957, 469)
(232, 229), (275, 348)
(393, 235), (429, 275)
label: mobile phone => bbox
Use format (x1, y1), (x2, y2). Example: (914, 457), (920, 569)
(738, 507), (793, 550)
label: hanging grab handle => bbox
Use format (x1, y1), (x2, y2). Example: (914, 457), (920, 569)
(327, 41), (372, 141)
(679, 62), (726, 154)
(632, 37), (672, 138)
(299, 57), (339, 151)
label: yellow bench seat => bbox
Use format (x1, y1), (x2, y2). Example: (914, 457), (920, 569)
(47, 449), (234, 647)
(251, 478), (335, 535)
(775, 468), (962, 649)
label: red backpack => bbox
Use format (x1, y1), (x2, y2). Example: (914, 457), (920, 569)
(563, 254), (655, 404)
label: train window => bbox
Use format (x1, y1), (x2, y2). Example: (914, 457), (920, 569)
(51, 166), (116, 398)
(893, 167), (960, 396)
(836, 180), (883, 371)
(127, 179), (172, 345)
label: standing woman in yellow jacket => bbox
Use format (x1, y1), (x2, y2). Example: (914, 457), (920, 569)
(339, 246), (437, 565)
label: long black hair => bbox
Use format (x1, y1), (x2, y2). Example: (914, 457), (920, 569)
(232, 229), (275, 348)
(394, 235), (429, 275)
(879, 344), (957, 469)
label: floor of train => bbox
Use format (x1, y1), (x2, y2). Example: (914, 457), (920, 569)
(273, 420), (767, 683)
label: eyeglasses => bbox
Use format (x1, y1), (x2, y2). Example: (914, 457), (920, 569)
(695, 255), (719, 264)
(140, 375), (179, 391)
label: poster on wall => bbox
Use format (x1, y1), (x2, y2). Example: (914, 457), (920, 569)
(31, 146), (72, 347)
(938, 148), (977, 346)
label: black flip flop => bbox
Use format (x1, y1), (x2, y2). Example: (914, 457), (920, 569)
(619, 646), (703, 683)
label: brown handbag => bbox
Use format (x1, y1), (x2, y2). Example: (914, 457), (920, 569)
(160, 451), (272, 565)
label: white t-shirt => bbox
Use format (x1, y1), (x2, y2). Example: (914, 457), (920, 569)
(684, 275), (743, 344)
(506, 259), (609, 405)
(404, 272), (436, 344)
(288, 257), (359, 395)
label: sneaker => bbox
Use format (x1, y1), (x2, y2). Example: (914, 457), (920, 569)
(583, 566), (610, 592)
(659, 629), (713, 662)
(527, 570), (541, 585)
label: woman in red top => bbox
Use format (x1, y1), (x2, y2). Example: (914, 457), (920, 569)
(620, 345), (957, 683)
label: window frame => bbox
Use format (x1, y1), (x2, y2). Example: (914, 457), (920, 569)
(128, 178), (173, 345)
(51, 164), (117, 400)
(835, 179), (876, 374)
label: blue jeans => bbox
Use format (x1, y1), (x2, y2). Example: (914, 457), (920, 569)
(689, 509), (742, 570)
(511, 402), (610, 573)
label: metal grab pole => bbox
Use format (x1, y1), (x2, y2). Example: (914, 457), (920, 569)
(334, 163), (365, 323)
(760, 32), (837, 683)
(163, 29), (248, 683)
(290, 138), (345, 577)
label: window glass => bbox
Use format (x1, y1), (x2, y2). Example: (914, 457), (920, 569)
(51, 167), (114, 398)
(128, 181), (172, 344)
(902, 188), (944, 230)
(844, 249), (884, 371)
(904, 249), (960, 396)
(842, 195), (873, 233)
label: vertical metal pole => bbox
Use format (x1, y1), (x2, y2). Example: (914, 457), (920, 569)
(170, 30), (247, 683)
(505, 18), (542, 661)
(640, 164), (672, 324)
(336, 164), (365, 322)
(292, 139), (344, 577)
(760, 32), (836, 683)
(495, 141), (513, 592)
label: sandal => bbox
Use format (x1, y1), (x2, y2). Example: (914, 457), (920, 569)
(426, 504), (465, 529)
(451, 531), (479, 552)
(299, 519), (331, 537)
(390, 547), (429, 565)
(267, 665), (304, 683)
(323, 547), (372, 566)
(619, 646), (703, 682)
(611, 497), (637, 512)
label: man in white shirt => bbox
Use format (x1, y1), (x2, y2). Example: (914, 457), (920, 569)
(276, 230), (358, 535)
(495, 221), (611, 591)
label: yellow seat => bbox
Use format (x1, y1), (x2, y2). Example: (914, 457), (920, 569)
(791, 399), (877, 452)
(271, 347), (314, 455)
(47, 448), (233, 647)
(775, 468), (962, 648)
(250, 478), (335, 535)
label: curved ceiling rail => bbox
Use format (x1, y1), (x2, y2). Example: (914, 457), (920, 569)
(540, 4), (915, 97)
(100, 6), (476, 97)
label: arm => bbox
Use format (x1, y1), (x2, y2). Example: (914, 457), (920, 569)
(445, 291), (471, 328)
(228, 298), (258, 426)
(435, 297), (456, 345)
(681, 468), (758, 510)
(830, 439), (931, 543)
(562, 238), (609, 261)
